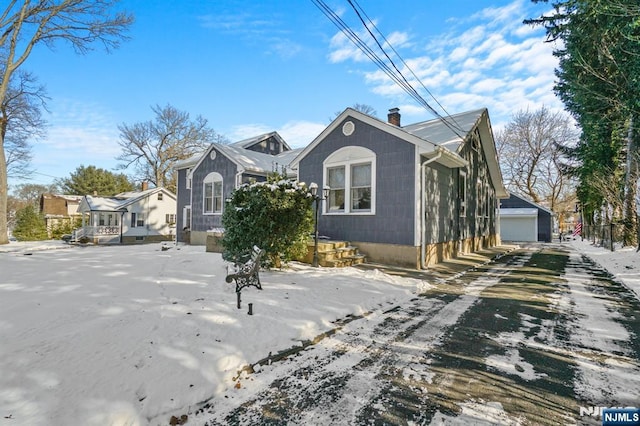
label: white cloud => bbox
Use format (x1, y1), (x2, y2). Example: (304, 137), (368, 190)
(228, 124), (273, 142)
(32, 99), (121, 179)
(384, 31), (411, 49)
(278, 121), (326, 148)
(471, 78), (507, 93)
(325, 0), (562, 126)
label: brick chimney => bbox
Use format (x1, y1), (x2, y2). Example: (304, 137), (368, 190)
(141, 181), (148, 191)
(387, 107), (401, 126)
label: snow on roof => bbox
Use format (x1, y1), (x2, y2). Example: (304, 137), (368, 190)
(230, 131), (291, 151)
(174, 152), (205, 170)
(402, 108), (486, 152)
(82, 188), (175, 212)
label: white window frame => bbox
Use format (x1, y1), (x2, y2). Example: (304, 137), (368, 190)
(131, 212), (144, 228)
(183, 205), (191, 229)
(203, 172), (223, 215)
(323, 146), (376, 215)
(186, 168), (192, 190)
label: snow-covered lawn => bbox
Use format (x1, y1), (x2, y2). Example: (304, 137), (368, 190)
(0, 238), (637, 425)
(569, 238), (640, 300)
(0, 242), (423, 425)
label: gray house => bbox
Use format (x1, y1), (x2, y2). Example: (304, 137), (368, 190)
(499, 193), (553, 242)
(290, 107), (508, 268)
(176, 107), (508, 269)
(174, 132), (300, 245)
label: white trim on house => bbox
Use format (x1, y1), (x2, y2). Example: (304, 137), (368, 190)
(322, 146), (376, 216)
(289, 108), (468, 170)
(203, 172), (223, 215)
(413, 145), (422, 246)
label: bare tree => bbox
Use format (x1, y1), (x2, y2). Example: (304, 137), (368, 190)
(3, 71), (48, 178)
(0, 0), (134, 244)
(331, 103), (378, 121)
(496, 107), (579, 215)
(7, 182), (58, 233)
(116, 104), (225, 193)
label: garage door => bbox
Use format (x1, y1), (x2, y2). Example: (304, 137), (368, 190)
(500, 209), (538, 242)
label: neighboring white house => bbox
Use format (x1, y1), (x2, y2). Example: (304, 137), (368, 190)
(76, 187), (177, 244)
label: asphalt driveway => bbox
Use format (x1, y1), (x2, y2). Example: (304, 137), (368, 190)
(186, 244), (640, 425)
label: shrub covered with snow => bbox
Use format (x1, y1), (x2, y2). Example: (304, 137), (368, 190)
(222, 173), (313, 267)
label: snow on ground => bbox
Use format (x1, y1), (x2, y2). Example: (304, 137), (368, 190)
(0, 238), (637, 426)
(0, 242), (422, 425)
(569, 238), (640, 300)
(565, 240), (640, 408)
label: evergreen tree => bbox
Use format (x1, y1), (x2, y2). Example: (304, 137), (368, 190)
(527, 0), (640, 245)
(222, 174), (314, 267)
(57, 165), (134, 196)
(13, 205), (48, 241)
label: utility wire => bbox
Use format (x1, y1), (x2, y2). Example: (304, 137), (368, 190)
(349, 0), (467, 136)
(311, 0), (467, 139)
(310, 0), (427, 111)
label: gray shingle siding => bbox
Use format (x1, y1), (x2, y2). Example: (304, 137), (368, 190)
(423, 161), (457, 244)
(298, 118), (416, 246)
(176, 168), (192, 242)
(190, 150), (237, 233)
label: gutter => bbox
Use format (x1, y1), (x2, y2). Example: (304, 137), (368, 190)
(420, 149), (443, 269)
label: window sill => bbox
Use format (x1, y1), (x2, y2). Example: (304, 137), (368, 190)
(324, 211), (375, 216)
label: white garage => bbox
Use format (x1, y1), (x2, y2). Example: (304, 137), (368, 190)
(499, 208), (538, 242)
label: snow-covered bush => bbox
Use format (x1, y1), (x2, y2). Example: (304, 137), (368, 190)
(222, 173), (313, 267)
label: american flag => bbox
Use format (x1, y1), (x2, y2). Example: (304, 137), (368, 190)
(573, 221), (582, 237)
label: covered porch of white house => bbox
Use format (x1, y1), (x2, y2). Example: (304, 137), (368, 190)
(74, 209), (127, 244)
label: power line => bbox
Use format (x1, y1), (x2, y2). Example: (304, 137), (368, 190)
(311, 0), (467, 139)
(349, 0), (467, 135)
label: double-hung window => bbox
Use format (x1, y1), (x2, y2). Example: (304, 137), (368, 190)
(204, 172), (223, 214)
(324, 146), (376, 215)
(327, 166), (346, 212)
(131, 213), (144, 227)
(351, 163), (371, 211)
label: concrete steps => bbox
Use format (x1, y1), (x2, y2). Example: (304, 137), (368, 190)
(301, 240), (366, 267)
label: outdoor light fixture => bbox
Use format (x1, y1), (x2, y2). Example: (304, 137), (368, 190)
(309, 183), (330, 267)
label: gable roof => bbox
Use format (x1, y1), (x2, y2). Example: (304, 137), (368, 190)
(214, 143), (301, 175)
(174, 152), (203, 171)
(230, 131), (291, 151)
(502, 193), (553, 215)
(402, 108), (486, 153)
(187, 131), (299, 178)
(407, 108), (507, 199)
(289, 107), (468, 170)
(290, 107), (508, 198)
(80, 187), (176, 212)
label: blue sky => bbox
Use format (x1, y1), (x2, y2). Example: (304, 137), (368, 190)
(14, 0), (561, 188)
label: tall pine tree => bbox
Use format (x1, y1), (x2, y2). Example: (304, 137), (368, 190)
(527, 0), (640, 245)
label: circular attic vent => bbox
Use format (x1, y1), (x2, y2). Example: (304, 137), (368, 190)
(210, 150), (217, 160)
(342, 121), (355, 136)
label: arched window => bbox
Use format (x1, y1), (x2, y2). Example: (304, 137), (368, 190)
(323, 146), (376, 214)
(203, 172), (223, 214)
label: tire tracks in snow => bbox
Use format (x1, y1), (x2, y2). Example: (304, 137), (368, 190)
(193, 250), (530, 425)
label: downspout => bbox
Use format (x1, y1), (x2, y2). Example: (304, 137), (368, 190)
(420, 149), (443, 269)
